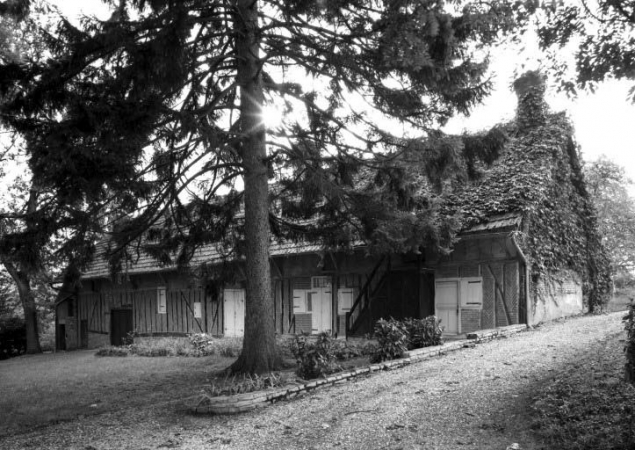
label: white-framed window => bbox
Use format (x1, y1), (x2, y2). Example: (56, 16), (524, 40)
(157, 286), (167, 314)
(461, 277), (483, 309)
(293, 289), (308, 313)
(293, 289), (320, 313)
(337, 288), (354, 314)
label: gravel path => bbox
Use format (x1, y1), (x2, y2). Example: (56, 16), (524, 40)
(0, 312), (626, 450)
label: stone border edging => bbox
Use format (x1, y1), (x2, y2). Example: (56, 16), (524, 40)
(190, 323), (528, 415)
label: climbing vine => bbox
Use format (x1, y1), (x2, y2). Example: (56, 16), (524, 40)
(441, 73), (611, 311)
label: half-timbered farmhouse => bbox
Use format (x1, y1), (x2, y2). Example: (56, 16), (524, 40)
(55, 72), (610, 350)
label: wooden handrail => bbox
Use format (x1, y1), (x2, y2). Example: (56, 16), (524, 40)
(346, 255), (390, 336)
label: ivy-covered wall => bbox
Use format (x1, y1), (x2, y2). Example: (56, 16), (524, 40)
(442, 71), (611, 312)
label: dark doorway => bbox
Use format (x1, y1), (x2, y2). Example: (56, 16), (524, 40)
(372, 271), (421, 322)
(80, 320), (88, 348)
(420, 272), (435, 318)
(110, 309), (133, 346)
(57, 324), (66, 351)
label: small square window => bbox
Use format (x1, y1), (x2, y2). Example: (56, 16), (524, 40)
(157, 287), (167, 314)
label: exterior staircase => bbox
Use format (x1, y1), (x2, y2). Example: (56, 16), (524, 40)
(345, 256), (392, 336)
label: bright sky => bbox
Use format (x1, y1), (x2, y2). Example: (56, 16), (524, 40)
(53, 1), (635, 196)
(445, 60), (635, 194)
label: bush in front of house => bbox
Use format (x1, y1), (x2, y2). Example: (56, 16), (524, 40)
(624, 299), (635, 384)
(403, 316), (444, 349)
(95, 334), (244, 358)
(131, 336), (199, 357)
(289, 331), (341, 379)
(371, 318), (409, 363)
(371, 316), (444, 363)
(206, 372), (289, 397)
(0, 317), (27, 360)
(95, 346), (130, 357)
(188, 333), (242, 357)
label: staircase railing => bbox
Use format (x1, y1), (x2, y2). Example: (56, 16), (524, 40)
(345, 255), (391, 336)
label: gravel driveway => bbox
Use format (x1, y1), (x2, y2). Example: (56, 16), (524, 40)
(0, 312), (626, 450)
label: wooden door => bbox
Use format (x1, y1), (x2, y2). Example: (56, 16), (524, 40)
(110, 309), (133, 346)
(223, 289), (245, 337)
(435, 279), (459, 334)
(80, 320), (88, 348)
(311, 288), (332, 334)
(57, 324), (66, 351)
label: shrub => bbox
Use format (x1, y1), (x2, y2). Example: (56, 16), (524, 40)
(95, 346), (130, 357)
(0, 317), (27, 360)
(130, 336), (194, 357)
(39, 333), (55, 353)
(371, 316), (444, 362)
(289, 332), (341, 379)
(188, 333), (242, 357)
(206, 372), (288, 397)
(94, 334), (243, 358)
(403, 316), (444, 350)
(332, 341), (363, 361)
(624, 299), (635, 384)
(371, 318), (409, 363)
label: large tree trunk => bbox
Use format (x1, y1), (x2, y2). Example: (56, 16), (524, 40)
(229, 0), (278, 374)
(2, 260), (41, 354)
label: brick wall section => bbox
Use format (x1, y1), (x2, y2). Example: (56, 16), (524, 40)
(505, 262), (519, 325)
(436, 266), (459, 278)
(460, 265), (480, 278)
(482, 272), (496, 329)
(88, 332), (110, 349)
(461, 309), (481, 333)
(338, 315), (346, 337)
(294, 314), (312, 334)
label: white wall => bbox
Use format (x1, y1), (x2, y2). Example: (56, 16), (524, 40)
(529, 271), (584, 325)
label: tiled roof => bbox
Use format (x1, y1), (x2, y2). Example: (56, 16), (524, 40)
(463, 213), (521, 234)
(81, 239), (328, 280)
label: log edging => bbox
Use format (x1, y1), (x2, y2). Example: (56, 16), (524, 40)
(190, 323), (527, 415)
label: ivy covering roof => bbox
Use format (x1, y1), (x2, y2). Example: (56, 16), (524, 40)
(439, 70), (610, 308)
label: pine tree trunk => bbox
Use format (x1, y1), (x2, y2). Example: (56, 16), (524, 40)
(3, 261), (41, 354)
(229, 0), (278, 374)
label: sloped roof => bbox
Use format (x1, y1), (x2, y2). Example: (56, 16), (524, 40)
(81, 115), (571, 280)
(463, 213), (521, 235)
(441, 111), (577, 232)
(81, 73), (592, 281)
(81, 239), (326, 280)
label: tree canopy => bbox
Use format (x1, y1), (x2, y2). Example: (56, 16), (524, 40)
(0, 0), (528, 372)
(534, 0), (635, 99)
(0, 0), (92, 353)
(584, 157), (635, 278)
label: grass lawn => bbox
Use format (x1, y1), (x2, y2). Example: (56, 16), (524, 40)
(0, 335), (372, 438)
(0, 350), (234, 437)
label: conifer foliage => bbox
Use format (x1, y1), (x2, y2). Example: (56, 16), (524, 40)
(0, 0), (522, 373)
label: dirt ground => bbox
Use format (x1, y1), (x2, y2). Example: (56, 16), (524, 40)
(0, 310), (630, 450)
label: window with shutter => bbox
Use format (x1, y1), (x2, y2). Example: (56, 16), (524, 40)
(338, 288), (354, 314)
(461, 278), (483, 309)
(157, 286), (167, 314)
(292, 289), (307, 313)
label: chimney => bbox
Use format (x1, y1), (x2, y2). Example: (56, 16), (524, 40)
(512, 70), (548, 131)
